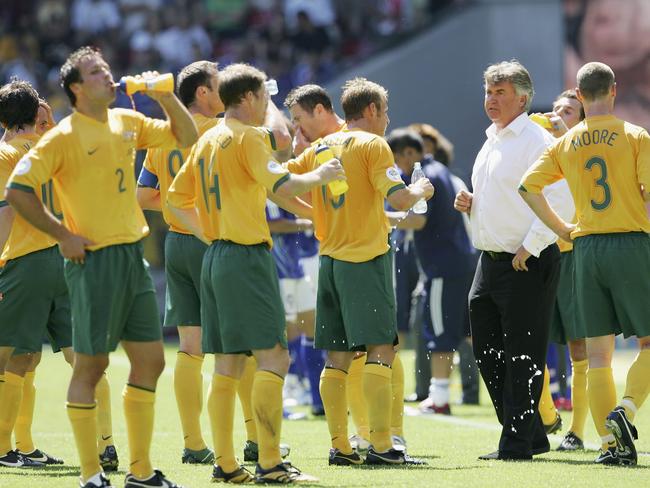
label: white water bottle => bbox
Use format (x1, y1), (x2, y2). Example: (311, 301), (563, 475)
(411, 162), (428, 214)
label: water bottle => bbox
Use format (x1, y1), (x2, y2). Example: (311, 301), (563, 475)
(315, 143), (348, 196)
(118, 73), (174, 96)
(529, 113), (552, 129)
(411, 162), (428, 214)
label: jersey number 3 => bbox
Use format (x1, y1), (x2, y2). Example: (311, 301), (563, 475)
(585, 157), (611, 211)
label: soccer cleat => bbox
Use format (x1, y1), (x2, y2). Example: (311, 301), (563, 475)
(81, 472), (113, 487)
(212, 464), (254, 483)
(124, 469), (183, 487)
(391, 435), (407, 452)
(348, 434), (370, 454)
(418, 398), (451, 415)
(328, 448), (363, 466)
(254, 462), (318, 483)
(364, 447), (427, 465)
(243, 440), (291, 462)
(606, 406), (639, 466)
(0, 450), (44, 468)
(594, 447), (620, 465)
(19, 448), (64, 464)
(181, 447), (214, 464)
(556, 432), (584, 451)
(99, 445), (119, 472)
(543, 413), (563, 435)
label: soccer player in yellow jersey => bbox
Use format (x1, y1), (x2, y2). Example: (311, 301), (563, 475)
(5, 46), (197, 488)
(168, 63), (342, 484)
(520, 62), (650, 466)
(285, 78), (433, 466)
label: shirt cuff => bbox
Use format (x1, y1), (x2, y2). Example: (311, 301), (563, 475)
(522, 231), (550, 258)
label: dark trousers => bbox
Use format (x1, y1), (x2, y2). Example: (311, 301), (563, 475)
(469, 245), (560, 456)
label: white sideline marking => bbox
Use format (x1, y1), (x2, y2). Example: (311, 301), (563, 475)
(405, 406), (650, 457)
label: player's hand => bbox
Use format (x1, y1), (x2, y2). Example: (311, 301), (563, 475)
(544, 112), (569, 137)
(59, 233), (94, 264)
(295, 218), (313, 232)
(292, 127), (310, 156)
(512, 246), (532, 272)
(138, 71), (171, 101)
(410, 177), (434, 201)
(317, 158), (346, 184)
(556, 222), (575, 242)
(454, 189), (473, 214)
(37, 100), (55, 135)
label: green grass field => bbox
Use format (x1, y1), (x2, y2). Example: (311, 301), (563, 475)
(1, 347), (648, 487)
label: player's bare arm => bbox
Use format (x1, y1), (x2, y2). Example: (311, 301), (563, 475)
(275, 158), (345, 198)
(264, 100), (292, 151)
(167, 204), (210, 245)
(518, 189), (575, 242)
(386, 210), (426, 230)
(136, 186), (162, 211)
(145, 84), (198, 147)
(387, 177), (434, 211)
(268, 191), (313, 220)
(4, 188), (93, 263)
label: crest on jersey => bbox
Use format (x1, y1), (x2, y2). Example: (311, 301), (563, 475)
(267, 160), (285, 174)
(386, 167), (402, 182)
(15, 157), (32, 175)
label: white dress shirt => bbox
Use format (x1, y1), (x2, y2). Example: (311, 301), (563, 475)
(470, 112), (574, 257)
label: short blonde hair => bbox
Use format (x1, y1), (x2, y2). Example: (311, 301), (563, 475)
(340, 77), (388, 121)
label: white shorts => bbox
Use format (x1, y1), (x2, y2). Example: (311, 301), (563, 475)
(280, 276), (316, 322)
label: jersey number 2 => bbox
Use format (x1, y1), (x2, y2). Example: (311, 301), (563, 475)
(585, 157), (611, 211)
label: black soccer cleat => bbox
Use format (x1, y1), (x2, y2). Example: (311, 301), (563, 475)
(364, 447), (427, 465)
(605, 406), (638, 466)
(556, 431), (584, 451)
(543, 413), (563, 435)
(0, 450), (44, 468)
(594, 446), (620, 466)
(19, 448), (64, 464)
(211, 464), (254, 483)
(328, 448), (363, 466)
(99, 445), (119, 472)
(124, 469), (183, 487)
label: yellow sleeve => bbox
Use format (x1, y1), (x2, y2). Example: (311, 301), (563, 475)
(244, 128), (290, 193)
(284, 148), (314, 175)
(367, 137), (406, 197)
(636, 129), (650, 190)
(167, 151), (196, 210)
(131, 111), (177, 150)
(7, 132), (61, 194)
(519, 145), (563, 194)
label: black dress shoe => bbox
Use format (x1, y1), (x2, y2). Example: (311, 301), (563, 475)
(478, 450), (532, 461)
(532, 442), (550, 455)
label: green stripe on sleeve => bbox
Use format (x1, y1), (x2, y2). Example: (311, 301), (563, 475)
(0, 201), (8, 208)
(518, 184), (528, 192)
(7, 182), (35, 194)
(266, 129), (277, 151)
(272, 173), (291, 193)
(386, 183), (406, 197)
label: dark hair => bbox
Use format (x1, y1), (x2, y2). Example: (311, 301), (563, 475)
(60, 46), (102, 107)
(284, 84), (333, 113)
(340, 77), (388, 121)
(218, 63), (266, 109)
(0, 79), (40, 130)
(577, 62), (615, 102)
(177, 60), (219, 108)
(386, 128), (424, 155)
(554, 89), (585, 120)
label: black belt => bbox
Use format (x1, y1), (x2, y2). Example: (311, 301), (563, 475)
(484, 250), (515, 261)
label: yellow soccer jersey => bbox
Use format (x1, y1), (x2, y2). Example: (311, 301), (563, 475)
(167, 118), (289, 247)
(139, 113), (220, 233)
(0, 133), (60, 263)
(8, 108), (177, 250)
(520, 115), (650, 238)
(286, 128), (406, 263)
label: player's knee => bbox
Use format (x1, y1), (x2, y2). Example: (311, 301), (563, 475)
(6, 353), (34, 376)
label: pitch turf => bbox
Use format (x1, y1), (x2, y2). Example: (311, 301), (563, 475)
(1, 347), (648, 487)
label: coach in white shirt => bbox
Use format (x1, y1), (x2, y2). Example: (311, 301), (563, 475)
(454, 60), (573, 461)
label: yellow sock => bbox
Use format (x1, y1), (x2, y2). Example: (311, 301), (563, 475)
(587, 367), (617, 449)
(95, 373), (113, 453)
(207, 374), (239, 472)
(390, 353), (404, 438)
(237, 356), (257, 443)
(538, 366), (557, 425)
(252, 371), (284, 470)
(123, 384), (155, 479)
(0, 372), (23, 455)
(364, 363), (393, 452)
(569, 359), (589, 439)
(67, 402), (101, 481)
(15, 371), (36, 453)
(174, 352), (206, 451)
(321, 367), (353, 453)
(347, 355), (369, 440)
(622, 349), (650, 422)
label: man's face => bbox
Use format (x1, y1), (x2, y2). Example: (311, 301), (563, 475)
(74, 55), (116, 106)
(289, 104), (320, 142)
(35, 104), (53, 135)
(376, 99), (390, 136)
(206, 74), (224, 115)
(484, 81), (526, 128)
(553, 96), (582, 130)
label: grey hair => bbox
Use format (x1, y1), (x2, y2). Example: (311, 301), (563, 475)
(483, 60), (534, 112)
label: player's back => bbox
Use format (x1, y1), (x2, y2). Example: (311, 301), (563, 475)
(554, 115), (650, 237)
